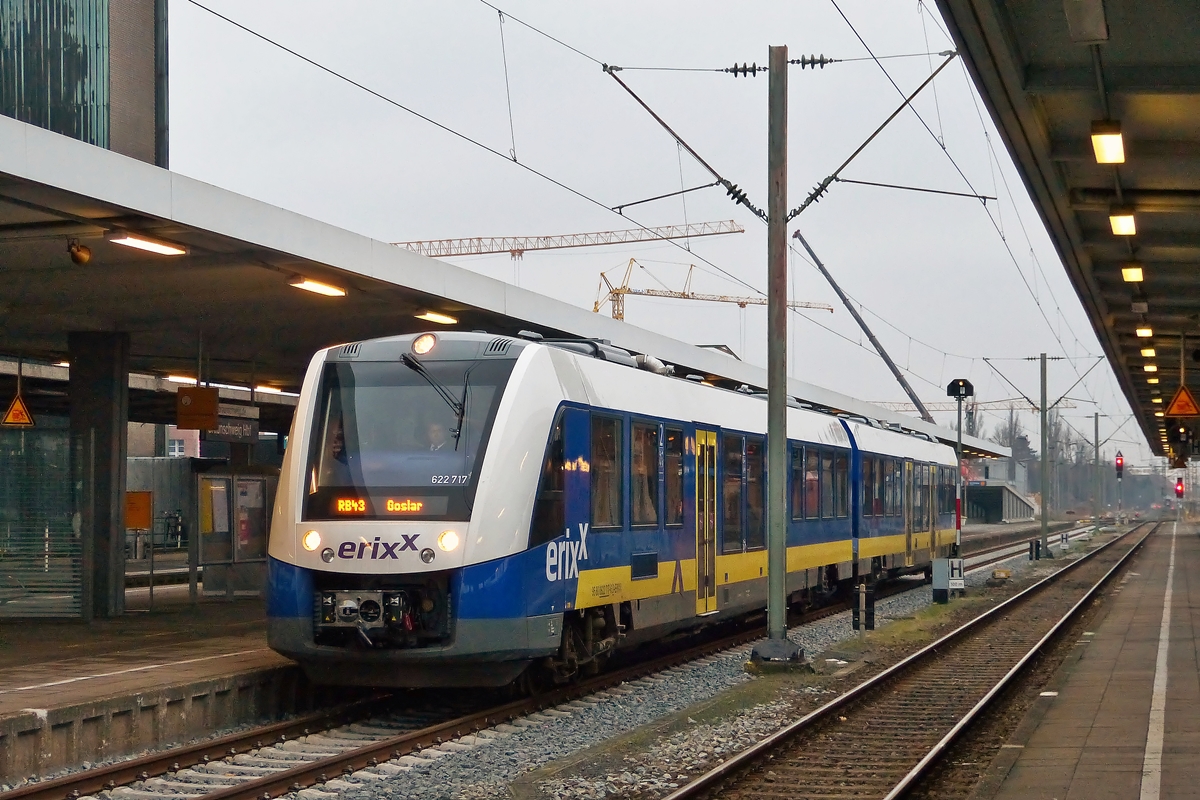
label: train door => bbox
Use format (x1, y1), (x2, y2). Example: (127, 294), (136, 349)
(927, 465), (938, 560)
(903, 460), (915, 567)
(694, 429), (718, 614)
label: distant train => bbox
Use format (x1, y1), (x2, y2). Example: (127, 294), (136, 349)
(266, 331), (958, 688)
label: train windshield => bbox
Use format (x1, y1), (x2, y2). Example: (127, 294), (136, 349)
(304, 358), (516, 521)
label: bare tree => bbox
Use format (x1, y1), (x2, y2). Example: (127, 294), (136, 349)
(990, 409), (1024, 448)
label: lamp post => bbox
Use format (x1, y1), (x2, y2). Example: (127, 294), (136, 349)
(946, 379), (974, 556)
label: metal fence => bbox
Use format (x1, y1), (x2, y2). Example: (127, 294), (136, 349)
(0, 420), (83, 617)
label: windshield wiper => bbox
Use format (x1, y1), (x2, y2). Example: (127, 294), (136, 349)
(401, 354), (465, 440)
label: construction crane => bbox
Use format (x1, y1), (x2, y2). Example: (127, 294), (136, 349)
(394, 220), (743, 259)
(594, 259), (834, 321)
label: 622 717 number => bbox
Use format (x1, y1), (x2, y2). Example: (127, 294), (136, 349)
(431, 474), (471, 485)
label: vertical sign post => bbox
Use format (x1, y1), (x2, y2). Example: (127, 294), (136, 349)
(755, 44), (800, 664)
(1093, 412), (1101, 535)
(946, 380), (973, 556)
(1039, 353), (1053, 557)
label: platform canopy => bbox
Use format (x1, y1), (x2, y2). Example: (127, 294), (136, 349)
(936, 0), (1200, 455)
(0, 114), (1005, 455)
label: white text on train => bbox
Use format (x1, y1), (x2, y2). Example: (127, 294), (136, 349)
(545, 524), (589, 581)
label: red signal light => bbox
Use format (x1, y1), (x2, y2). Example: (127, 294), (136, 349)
(1176, 479), (1185, 498)
(1115, 451), (1125, 479)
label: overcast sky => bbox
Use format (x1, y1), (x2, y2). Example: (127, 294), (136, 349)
(167, 0), (1154, 464)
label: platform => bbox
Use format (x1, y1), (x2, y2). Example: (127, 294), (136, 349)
(0, 594), (325, 782)
(978, 520), (1199, 800)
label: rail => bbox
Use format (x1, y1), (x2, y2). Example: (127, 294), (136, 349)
(662, 521), (1155, 800)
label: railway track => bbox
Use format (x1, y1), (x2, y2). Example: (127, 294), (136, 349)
(661, 522), (1155, 800)
(4, 621), (774, 800)
(3, 526), (1101, 800)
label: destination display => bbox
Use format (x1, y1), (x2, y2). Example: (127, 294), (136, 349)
(330, 495), (449, 516)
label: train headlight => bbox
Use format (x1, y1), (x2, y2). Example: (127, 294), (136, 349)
(412, 333), (436, 355)
(420, 547), (436, 564)
(320, 547), (335, 563)
(302, 530), (321, 551)
(437, 530), (460, 552)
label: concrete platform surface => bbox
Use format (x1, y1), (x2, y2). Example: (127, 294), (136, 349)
(984, 520), (1199, 800)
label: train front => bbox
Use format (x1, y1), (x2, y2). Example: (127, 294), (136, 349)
(266, 332), (562, 687)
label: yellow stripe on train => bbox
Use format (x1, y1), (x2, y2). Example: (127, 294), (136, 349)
(574, 539), (861, 609)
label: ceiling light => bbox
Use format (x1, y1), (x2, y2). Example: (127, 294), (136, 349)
(1122, 264), (1144, 282)
(1091, 120), (1125, 164)
(254, 385), (283, 394)
(1144, 364), (1158, 372)
(1109, 206), (1136, 236)
(1155, 411), (1165, 417)
(1148, 377), (1160, 384)
(167, 375), (198, 384)
(290, 277), (346, 297)
(1153, 398), (1162, 404)
(55, 361), (69, 367)
(1136, 327), (1154, 338)
(415, 311), (458, 325)
(1141, 348), (1156, 357)
(107, 231), (187, 256)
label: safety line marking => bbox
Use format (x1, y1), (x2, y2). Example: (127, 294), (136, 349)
(0, 648), (270, 696)
(1139, 522), (1176, 800)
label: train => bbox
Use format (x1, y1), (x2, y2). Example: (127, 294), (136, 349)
(266, 330), (959, 688)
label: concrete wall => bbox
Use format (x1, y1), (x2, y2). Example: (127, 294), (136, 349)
(126, 457), (195, 542)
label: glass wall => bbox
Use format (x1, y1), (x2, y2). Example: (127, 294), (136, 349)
(0, 0), (109, 147)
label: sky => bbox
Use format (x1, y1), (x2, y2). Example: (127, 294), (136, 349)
(166, 0), (1154, 465)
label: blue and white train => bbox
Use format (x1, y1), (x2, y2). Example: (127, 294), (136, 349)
(266, 331), (959, 687)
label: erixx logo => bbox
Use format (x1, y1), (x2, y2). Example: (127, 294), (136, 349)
(546, 523), (589, 582)
(335, 535), (420, 560)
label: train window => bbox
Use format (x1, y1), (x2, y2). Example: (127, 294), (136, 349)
(529, 415), (564, 547)
(904, 461), (914, 522)
(805, 449), (820, 520)
(791, 446), (805, 521)
(664, 427), (684, 526)
(878, 460), (888, 515)
(303, 357), (516, 521)
(631, 422), (660, 526)
(884, 459), (896, 516)
(834, 452), (849, 518)
(892, 460), (903, 516)
(862, 455), (874, 517)
(591, 416), (623, 529)
(745, 437), (765, 549)
(722, 435), (744, 553)
(940, 466), (954, 514)
(820, 451), (834, 519)
(914, 464), (928, 529)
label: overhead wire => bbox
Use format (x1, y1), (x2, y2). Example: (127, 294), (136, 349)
(827, 0), (1091, 378)
(183, 0), (764, 296)
(598, 50), (954, 73)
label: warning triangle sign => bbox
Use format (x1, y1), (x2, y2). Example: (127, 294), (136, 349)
(1165, 385), (1200, 418)
(2, 394), (34, 427)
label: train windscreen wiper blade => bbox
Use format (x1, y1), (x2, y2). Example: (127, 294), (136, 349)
(400, 354), (465, 438)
